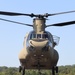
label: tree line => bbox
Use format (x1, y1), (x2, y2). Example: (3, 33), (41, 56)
(0, 64), (75, 75)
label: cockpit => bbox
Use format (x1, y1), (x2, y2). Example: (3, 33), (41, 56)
(25, 31), (60, 48)
(24, 31), (60, 49)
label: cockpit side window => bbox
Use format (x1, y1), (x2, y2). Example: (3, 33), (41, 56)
(30, 34), (35, 39)
(48, 33), (53, 43)
(44, 34), (48, 39)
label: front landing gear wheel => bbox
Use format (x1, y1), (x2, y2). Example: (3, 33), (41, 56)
(56, 66), (58, 73)
(52, 66), (58, 75)
(52, 67), (55, 75)
(22, 67), (25, 75)
(19, 66), (22, 72)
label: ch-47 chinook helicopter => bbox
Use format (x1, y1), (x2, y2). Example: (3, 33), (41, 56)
(0, 10), (75, 75)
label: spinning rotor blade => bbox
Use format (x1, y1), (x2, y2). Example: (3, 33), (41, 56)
(48, 10), (75, 16)
(0, 18), (33, 27)
(46, 21), (75, 27)
(0, 11), (35, 17)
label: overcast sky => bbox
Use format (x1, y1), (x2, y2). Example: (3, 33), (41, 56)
(0, 0), (75, 67)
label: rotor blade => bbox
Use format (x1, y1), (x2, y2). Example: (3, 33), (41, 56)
(48, 10), (75, 16)
(0, 18), (33, 27)
(0, 11), (34, 17)
(46, 21), (75, 27)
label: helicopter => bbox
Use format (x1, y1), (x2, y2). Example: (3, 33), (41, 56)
(0, 10), (75, 75)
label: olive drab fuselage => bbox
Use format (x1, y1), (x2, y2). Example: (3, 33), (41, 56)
(19, 18), (59, 69)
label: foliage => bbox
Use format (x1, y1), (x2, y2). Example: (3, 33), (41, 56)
(0, 65), (75, 75)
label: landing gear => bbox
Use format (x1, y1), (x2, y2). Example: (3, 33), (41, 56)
(19, 66), (25, 75)
(52, 66), (58, 75)
(56, 66), (58, 73)
(22, 67), (25, 75)
(19, 66), (22, 72)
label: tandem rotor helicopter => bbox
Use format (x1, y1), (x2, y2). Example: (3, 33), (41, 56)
(0, 10), (75, 75)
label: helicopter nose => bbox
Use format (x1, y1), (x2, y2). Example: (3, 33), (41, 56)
(29, 39), (49, 48)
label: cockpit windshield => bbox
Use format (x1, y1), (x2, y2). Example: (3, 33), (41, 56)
(27, 31), (54, 47)
(30, 33), (48, 39)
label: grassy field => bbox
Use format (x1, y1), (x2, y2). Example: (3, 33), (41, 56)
(0, 65), (75, 75)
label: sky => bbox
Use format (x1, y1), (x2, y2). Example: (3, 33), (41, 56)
(0, 0), (75, 67)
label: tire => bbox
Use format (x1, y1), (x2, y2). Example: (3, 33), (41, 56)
(56, 66), (58, 73)
(19, 66), (22, 72)
(22, 67), (25, 75)
(52, 67), (55, 75)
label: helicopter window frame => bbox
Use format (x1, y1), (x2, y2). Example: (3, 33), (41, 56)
(30, 33), (49, 39)
(37, 34), (42, 39)
(42, 33), (48, 39)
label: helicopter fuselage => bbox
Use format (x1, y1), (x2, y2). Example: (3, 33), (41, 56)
(0, 10), (75, 75)
(19, 31), (59, 69)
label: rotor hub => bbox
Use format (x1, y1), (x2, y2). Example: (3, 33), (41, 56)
(33, 17), (46, 33)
